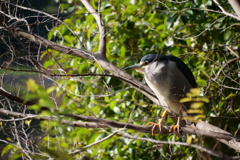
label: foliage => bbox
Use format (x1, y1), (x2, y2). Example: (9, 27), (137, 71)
(0, 0), (239, 159)
(40, 0), (239, 159)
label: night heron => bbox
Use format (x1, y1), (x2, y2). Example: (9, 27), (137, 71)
(125, 54), (197, 134)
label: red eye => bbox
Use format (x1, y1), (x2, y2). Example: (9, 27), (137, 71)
(144, 61), (149, 65)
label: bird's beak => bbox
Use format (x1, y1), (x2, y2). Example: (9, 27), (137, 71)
(124, 63), (143, 70)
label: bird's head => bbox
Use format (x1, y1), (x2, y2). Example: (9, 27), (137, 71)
(124, 54), (161, 73)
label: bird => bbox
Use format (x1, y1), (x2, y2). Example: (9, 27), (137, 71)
(125, 54), (197, 135)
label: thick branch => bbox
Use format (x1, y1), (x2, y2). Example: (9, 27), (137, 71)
(1, 109), (238, 159)
(9, 29), (159, 108)
(0, 84), (239, 151)
(0, 108), (239, 152)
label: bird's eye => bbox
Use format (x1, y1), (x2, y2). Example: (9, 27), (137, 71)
(144, 61), (149, 65)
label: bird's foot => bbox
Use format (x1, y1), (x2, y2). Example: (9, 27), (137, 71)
(146, 118), (164, 135)
(169, 125), (180, 134)
(146, 110), (168, 135)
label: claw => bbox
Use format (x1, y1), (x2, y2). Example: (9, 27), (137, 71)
(169, 125), (180, 133)
(146, 110), (168, 135)
(169, 117), (181, 134)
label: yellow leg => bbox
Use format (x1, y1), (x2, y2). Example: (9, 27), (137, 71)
(146, 110), (168, 135)
(158, 110), (168, 132)
(169, 116), (181, 134)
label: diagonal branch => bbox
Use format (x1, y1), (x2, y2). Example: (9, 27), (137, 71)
(12, 29), (94, 61)
(213, 0), (240, 21)
(8, 28), (158, 107)
(78, 0), (162, 111)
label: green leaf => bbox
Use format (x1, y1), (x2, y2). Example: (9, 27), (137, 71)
(48, 30), (54, 40)
(109, 101), (117, 110)
(64, 35), (73, 44)
(196, 79), (207, 86)
(194, 114), (206, 120)
(187, 109), (204, 114)
(1, 144), (14, 156)
(191, 102), (204, 109)
(25, 119), (32, 126)
(47, 86), (56, 94)
(60, 142), (69, 148)
(29, 104), (42, 111)
(26, 79), (39, 92)
(120, 46), (126, 57)
(186, 135), (193, 144)
(195, 97), (209, 103)
(180, 97), (192, 103)
(190, 88), (200, 96)
(225, 93), (236, 100)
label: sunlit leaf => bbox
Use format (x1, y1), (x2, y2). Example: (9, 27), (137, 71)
(195, 97), (210, 103)
(1, 144), (14, 156)
(26, 79), (39, 92)
(194, 114), (206, 120)
(25, 120), (32, 126)
(190, 88), (200, 96)
(225, 93), (236, 100)
(187, 109), (204, 114)
(190, 102), (203, 109)
(180, 97), (192, 103)
(47, 86), (56, 94)
(186, 135), (193, 144)
(196, 79), (207, 86)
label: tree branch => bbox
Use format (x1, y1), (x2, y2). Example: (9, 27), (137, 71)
(118, 131), (239, 160)
(7, 28), (159, 109)
(0, 84), (239, 152)
(0, 107), (239, 152)
(71, 129), (239, 160)
(212, 0), (240, 21)
(2, 107), (236, 159)
(80, 0), (106, 56)
(13, 29), (94, 61)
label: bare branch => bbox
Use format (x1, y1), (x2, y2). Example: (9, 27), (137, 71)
(213, 0), (240, 21)
(119, 131), (239, 160)
(78, 0), (180, 125)
(80, 0), (106, 56)
(213, 0), (226, 13)
(71, 129), (239, 159)
(6, 29), (159, 109)
(13, 29), (94, 60)
(3, 1), (83, 45)
(69, 128), (126, 154)
(213, 57), (240, 81)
